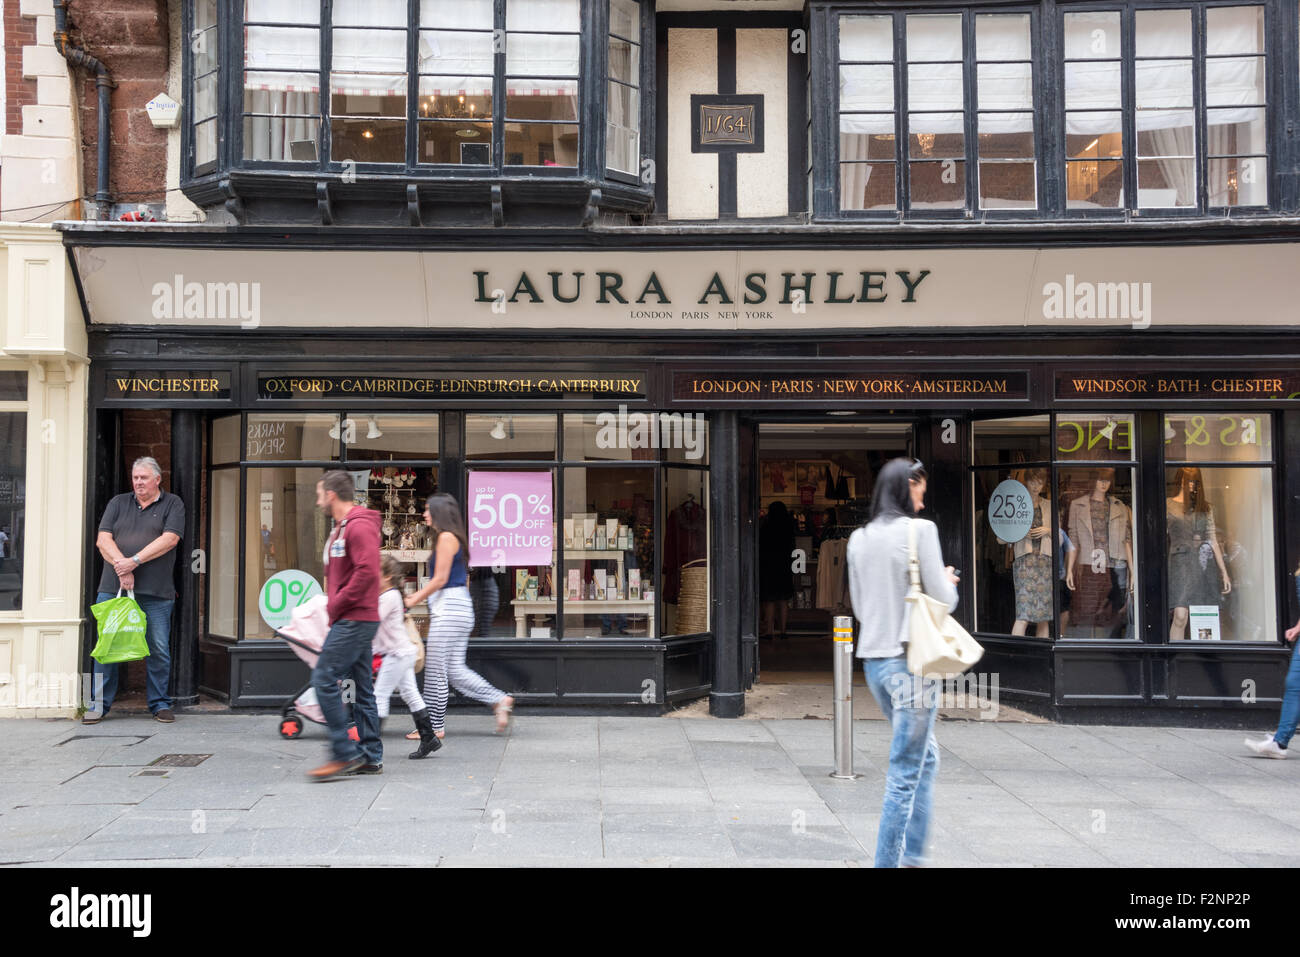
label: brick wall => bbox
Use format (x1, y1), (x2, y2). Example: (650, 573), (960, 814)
(4, 2), (40, 138)
(121, 409), (171, 488)
(66, 0), (170, 206)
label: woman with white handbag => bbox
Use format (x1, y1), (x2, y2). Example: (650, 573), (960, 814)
(847, 458), (961, 868)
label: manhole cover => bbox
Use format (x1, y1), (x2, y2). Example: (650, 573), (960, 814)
(58, 734), (151, 746)
(134, 769), (169, 777)
(149, 753), (212, 768)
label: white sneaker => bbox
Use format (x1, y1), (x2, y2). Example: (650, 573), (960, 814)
(1244, 736), (1288, 759)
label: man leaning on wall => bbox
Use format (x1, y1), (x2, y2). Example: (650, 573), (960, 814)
(85, 457), (185, 724)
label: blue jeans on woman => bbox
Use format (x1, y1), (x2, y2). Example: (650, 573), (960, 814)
(1275, 641), (1300, 749)
(863, 654), (940, 868)
(91, 591), (174, 715)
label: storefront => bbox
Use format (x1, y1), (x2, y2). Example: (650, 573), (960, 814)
(65, 228), (1300, 719)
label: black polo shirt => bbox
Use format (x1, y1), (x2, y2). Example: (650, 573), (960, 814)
(97, 491), (186, 598)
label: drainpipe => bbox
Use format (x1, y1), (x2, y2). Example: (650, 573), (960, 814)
(53, 0), (113, 219)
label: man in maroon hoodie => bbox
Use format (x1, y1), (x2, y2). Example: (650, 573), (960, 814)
(307, 470), (384, 780)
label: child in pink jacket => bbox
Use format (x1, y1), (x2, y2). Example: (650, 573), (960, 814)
(374, 556), (440, 759)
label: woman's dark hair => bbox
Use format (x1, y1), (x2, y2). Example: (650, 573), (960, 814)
(1173, 466), (1209, 513)
(766, 500), (790, 525)
(425, 493), (470, 556)
(869, 457), (924, 522)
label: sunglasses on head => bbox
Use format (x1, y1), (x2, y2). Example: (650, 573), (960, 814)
(908, 459), (927, 480)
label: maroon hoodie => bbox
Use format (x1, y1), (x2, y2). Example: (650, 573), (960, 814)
(325, 506), (381, 624)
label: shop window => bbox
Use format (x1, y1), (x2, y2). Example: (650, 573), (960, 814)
(345, 414), (439, 460)
(209, 467), (239, 637)
(971, 417), (1053, 638)
(192, 0), (220, 172)
(212, 414), (241, 464)
(1060, 465), (1137, 639)
(972, 414), (1138, 640)
(243, 467), (330, 639)
(1063, 4), (1267, 211)
(1164, 413), (1275, 642)
(0, 410), (27, 612)
(563, 412), (658, 461)
(663, 468), (708, 636)
(607, 0), (643, 176)
(561, 466), (656, 637)
(246, 413), (339, 462)
(465, 413), (556, 461)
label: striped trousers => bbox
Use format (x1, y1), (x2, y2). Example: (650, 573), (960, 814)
(422, 586), (506, 732)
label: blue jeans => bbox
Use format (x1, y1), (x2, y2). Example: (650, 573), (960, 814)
(1275, 640), (1300, 749)
(312, 619), (381, 765)
(864, 655), (940, 868)
(91, 591), (174, 714)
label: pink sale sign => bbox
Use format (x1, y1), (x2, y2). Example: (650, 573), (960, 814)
(467, 471), (554, 567)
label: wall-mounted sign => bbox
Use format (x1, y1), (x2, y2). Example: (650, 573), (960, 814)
(466, 471), (554, 568)
(104, 372), (232, 400)
(672, 372), (1029, 402)
(987, 480), (1033, 544)
(692, 94), (765, 152)
(1056, 371), (1300, 401)
(258, 373), (647, 400)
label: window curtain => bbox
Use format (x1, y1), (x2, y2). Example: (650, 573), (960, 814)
(607, 38), (637, 173)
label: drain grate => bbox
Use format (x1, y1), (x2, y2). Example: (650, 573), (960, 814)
(148, 753), (212, 768)
(134, 769), (169, 777)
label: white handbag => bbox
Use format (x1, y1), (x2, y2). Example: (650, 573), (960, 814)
(905, 519), (984, 679)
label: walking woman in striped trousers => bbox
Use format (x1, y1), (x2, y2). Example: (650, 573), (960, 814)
(404, 493), (514, 739)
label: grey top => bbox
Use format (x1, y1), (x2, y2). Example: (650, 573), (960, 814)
(97, 491), (186, 598)
(848, 516), (958, 659)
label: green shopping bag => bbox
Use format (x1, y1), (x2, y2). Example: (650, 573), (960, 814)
(89, 590), (151, 664)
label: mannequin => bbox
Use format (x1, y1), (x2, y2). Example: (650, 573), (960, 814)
(1167, 466), (1231, 640)
(998, 468), (1052, 638)
(1065, 468), (1133, 637)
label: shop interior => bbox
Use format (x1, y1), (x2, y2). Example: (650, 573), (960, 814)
(755, 421), (913, 679)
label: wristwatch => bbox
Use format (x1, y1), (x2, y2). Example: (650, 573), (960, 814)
(132, 553), (142, 565)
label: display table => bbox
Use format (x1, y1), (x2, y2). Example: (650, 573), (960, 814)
(511, 598), (654, 638)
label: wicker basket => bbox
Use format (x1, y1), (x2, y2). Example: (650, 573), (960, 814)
(676, 562), (709, 635)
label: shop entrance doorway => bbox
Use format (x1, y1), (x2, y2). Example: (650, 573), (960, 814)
(753, 421), (915, 685)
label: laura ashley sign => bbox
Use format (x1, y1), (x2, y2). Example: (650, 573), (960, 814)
(76, 245), (1300, 331)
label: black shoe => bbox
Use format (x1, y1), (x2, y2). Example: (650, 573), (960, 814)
(409, 708), (442, 759)
(350, 763), (384, 775)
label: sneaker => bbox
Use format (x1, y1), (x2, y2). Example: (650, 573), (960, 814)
(153, 708), (176, 723)
(81, 710), (108, 725)
(1244, 736), (1287, 759)
(350, 763), (384, 775)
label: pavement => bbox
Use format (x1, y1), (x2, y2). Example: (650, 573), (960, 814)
(2, 707), (1298, 868)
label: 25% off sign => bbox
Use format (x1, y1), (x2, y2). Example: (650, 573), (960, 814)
(467, 471), (554, 567)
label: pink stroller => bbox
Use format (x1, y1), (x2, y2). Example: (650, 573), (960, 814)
(275, 595), (360, 743)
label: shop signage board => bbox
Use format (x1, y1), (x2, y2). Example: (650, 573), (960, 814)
(76, 243), (1300, 332)
(1056, 372), (1300, 401)
(258, 570), (323, 633)
(103, 371), (233, 400)
(466, 471), (554, 567)
(987, 480), (1033, 544)
(671, 371), (1030, 402)
(257, 373), (647, 401)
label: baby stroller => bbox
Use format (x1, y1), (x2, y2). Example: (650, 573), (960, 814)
(275, 594), (362, 742)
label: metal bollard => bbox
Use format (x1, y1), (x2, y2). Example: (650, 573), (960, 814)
(830, 615), (860, 780)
